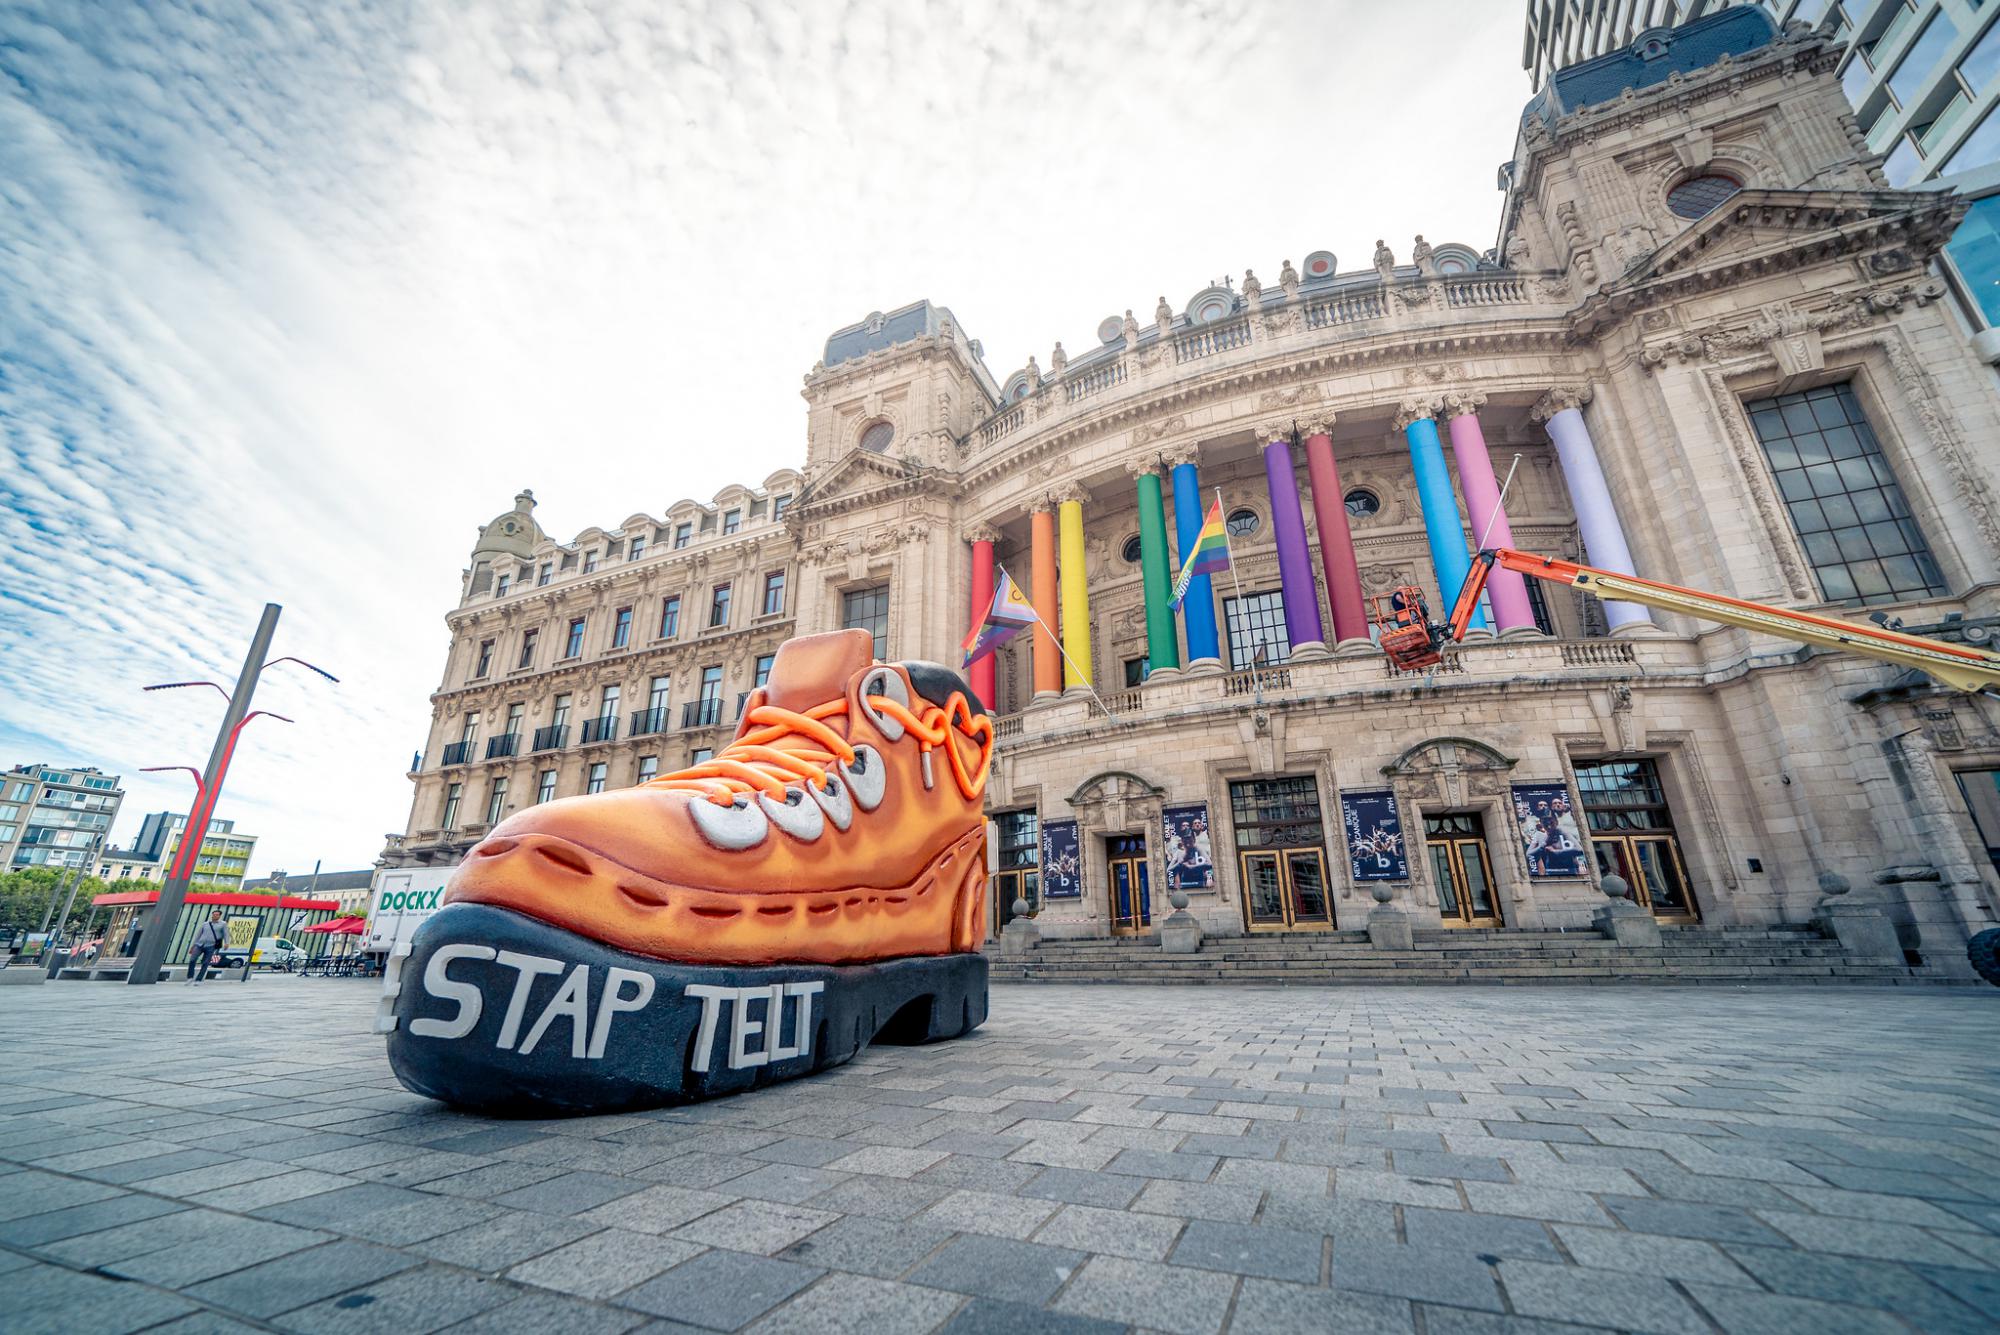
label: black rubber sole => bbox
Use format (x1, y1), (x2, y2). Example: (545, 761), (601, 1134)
(382, 903), (987, 1115)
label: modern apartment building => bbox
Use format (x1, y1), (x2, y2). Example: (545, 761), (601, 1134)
(0, 763), (123, 871)
(129, 811), (260, 891)
(1526, 1), (2000, 358)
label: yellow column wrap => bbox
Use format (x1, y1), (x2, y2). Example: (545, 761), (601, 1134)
(1057, 495), (1092, 688)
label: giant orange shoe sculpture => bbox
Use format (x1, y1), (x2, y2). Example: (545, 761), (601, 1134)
(384, 630), (994, 1113)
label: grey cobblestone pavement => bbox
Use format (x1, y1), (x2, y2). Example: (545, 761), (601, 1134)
(2, 979), (1999, 1333)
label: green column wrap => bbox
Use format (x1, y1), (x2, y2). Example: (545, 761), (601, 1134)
(1137, 469), (1181, 674)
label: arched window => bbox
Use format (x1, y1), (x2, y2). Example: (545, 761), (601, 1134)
(859, 421), (894, 453)
(1667, 173), (1741, 220)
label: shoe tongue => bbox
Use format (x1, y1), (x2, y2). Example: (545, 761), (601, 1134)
(762, 629), (877, 714)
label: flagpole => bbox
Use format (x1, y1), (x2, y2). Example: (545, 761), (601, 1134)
(991, 565), (1121, 723)
(1213, 487), (1262, 707)
(1475, 454), (1523, 553)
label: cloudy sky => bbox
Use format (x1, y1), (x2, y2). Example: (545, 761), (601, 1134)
(0, 0), (1529, 877)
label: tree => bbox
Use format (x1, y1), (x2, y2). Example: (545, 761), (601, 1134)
(0, 868), (115, 939)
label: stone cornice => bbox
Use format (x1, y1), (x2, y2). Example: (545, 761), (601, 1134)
(959, 321), (1574, 491)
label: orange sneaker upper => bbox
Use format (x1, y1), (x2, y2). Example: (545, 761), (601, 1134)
(445, 630), (994, 967)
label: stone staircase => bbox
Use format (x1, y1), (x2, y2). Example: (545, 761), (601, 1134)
(986, 924), (1952, 986)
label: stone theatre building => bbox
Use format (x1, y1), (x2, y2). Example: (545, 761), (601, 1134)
(389, 10), (2000, 971)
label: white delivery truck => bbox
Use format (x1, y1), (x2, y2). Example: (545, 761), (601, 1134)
(364, 866), (458, 956)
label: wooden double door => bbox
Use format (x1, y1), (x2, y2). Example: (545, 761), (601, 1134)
(1424, 812), (1502, 926)
(1107, 835), (1152, 935)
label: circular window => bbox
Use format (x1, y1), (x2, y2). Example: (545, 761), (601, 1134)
(1225, 508), (1260, 538)
(1121, 535), (1144, 564)
(1666, 173), (1741, 220)
(1344, 489), (1381, 519)
(1437, 257), (1469, 275)
(859, 421), (894, 453)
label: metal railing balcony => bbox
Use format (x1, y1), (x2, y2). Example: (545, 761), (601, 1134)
(441, 741), (473, 766)
(531, 724), (569, 752)
(581, 715), (619, 745)
(485, 734), (520, 759)
(629, 707), (670, 737)
(682, 698), (725, 729)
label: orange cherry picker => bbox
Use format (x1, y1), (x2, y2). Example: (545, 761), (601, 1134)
(1372, 550), (2000, 694)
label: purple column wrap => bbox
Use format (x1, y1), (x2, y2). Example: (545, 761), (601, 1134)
(1445, 408), (1536, 633)
(1262, 436), (1325, 650)
(1543, 405), (1651, 630)
(1302, 432), (1370, 644)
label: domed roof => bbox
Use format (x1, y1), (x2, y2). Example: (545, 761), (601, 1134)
(473, 489), (543, 559)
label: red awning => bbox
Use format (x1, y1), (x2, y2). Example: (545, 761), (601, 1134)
(302, 915), (368, 935)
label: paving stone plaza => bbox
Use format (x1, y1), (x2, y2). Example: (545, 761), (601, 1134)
(3, 980), (2000, 1334)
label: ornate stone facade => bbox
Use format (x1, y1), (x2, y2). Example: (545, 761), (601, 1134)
(390, 21), (2000, 972)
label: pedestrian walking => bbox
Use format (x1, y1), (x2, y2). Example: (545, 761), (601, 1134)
(187, 911), (226, 984)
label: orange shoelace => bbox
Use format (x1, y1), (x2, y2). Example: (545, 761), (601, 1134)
(649, 692), (992, 806)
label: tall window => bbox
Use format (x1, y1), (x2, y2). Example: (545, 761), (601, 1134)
(993, 809), (1040, 927)
(762, 571), (786, 616)
(552, 693), (572, 729)
(637, 756), (659, 784)
(1956, 770), (2000, 876)
(441, 783), (462, 830)
(538, 561), (553, 586)
(565, 617), (586, 657)
(599, 684), (620, 719)
(1124, 657), (1149, 688)
(1573, 758), (1697, 918)
(1523, 579), (1557, 637)
(659, 595), (681, 638)
(1744, 384), (1944, 604)
(843, 585), (891, 658)
(505, 703), (524, 738)
(582, 550), (599, 574)
(1223, 591), (1292, 669)
(755, 653), (775, 687)
(772, 493), (792, 519)
(536, 770), (557, 804)
(586, 763), (608, 795)
(612, 607), (633, 649)
(674, 522), (693, 548)
(629, 535), (646, 560)
(460, 713), (480, 744)
(699, 665), (723, 702)
(649, 675), (671, 712)
(474, 640), (493, 678)
(710, 583), (732, 628)
(496, 572), (511, 596)
(723, 509), (742, 535)
(484, 778), (508, 825)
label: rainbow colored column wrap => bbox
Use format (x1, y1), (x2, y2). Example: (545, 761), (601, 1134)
(1029, 506), (1062, 696)
(1301, 426), (1369, 645)
(1537, 389), (1650, 630)
(966, 533), (997, 707)
(1443, 396), (1536, 633)
(1400, 403), (1488, 632)
(1057, 492), (1093, 687)
(1261, 431), (1326, 652)
(1169, 455), (1220, 663)
(1134, 466), (1181, 674)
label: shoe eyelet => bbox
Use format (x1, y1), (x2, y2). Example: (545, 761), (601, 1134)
(842, 745), (887, 811)
(809, 773), (854, 831)
(688, 795), (769, 849)
(860, 669), (910, 742)
(761, 788), (825, 841)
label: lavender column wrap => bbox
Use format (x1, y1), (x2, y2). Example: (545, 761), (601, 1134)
(1262, 437), (1325, 649)
(1544, 406), (1650, 630)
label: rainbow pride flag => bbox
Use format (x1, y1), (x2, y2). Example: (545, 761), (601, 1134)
(962, 568), (1040, 668)
(1169, 497), (1230, 609)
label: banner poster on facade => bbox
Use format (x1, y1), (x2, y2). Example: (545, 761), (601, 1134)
(1512, 782), (1590, 877)
(1162, 804), (1215, 890)
(1341, 790), (1409, 882)
(1041, 820), (1082, 898)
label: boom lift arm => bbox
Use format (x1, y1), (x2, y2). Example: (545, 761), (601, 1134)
(1377, 547), (2000, 694)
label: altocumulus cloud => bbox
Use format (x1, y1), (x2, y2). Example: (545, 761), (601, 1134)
(0, 0), (1524, 872)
